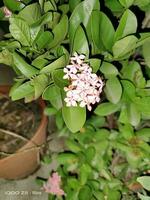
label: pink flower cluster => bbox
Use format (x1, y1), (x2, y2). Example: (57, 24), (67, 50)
(63, 53), (104, 111)
(43, 172), (65, 196)
(3, 7), (12, 18)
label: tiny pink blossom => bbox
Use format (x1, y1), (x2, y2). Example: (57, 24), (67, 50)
(63, 52), (104, 111)
(43, 172), (65, 196)
(3, 7), (12, 18)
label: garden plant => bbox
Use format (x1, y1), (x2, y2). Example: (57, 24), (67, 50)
(0, 0), (150, 199)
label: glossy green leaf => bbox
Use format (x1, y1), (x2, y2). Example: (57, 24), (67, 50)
(44, 107), (57, 116)
(19, 3), (41, 25)
(107, 190), (121, 200)
(32, 74), (49, 99)
(40, 55), (67, 74)
(119, 0), (134, 8)
(91, 11), (115, 51)
(100, 62), (118, 78)
(4, 0), (25, 11)
(72, 25), (89, 57)
(79, 164), (92, 185)
(115, 9), (137, 41)
(95, 102), (120, 116)
(121, 80), (136, 101)
(57, 153), (78, 164)
(10, 81), (34, 100)
(52, 69), (68, 89)
(119, 104), (129, 124)
(32, 58), (49, 69)
(143, 40), (150, 68)
(78, 185), (92, 200)
(113, 35), (138, 58)
(104, 77), (122, 104)
(136, 33), (150, 48)
(66, 139), (82, 153)
(30, 12), (52, 41)
(48, 15), (68, 49)
(69, 0), (100, 47)
(69, 0), (82, 12)
(89, 58), (101, 73)
(43, 85), (63, 110)
(62, 106), (86, 133)
(13, 52), (39, 78)
(137, 176), (150, 191)
(138, 193), (150, 200)
(136, 128), (150, 142)
(135, 97), (150, 116)
(36, 31), (53, 49)
(9, 17), (31, 46)
(0, 49), (13, 66)
(127, 103), (141, 126)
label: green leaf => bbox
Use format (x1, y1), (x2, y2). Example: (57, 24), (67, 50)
(143, 40), (150, 68)
(52, 69), (68, 89)
(105, 0), (124, 16)
(40, 55), (67, 74)
(78, 185), (92, 200)
(0, 8), (5, 20)
(66, 139), (82, 153)
(32, 74), (49, 99)
(136, 128), (150, 142)
(72, 25), (89, 57)
(135, 97), (150, 116)
(69, 0), (82, 12)
(30, 12), (52, 41)
(119, 123), (134, 139)
(0, 49), (13, 66)
(62, 106), (86, 133)
(9, 17), (31, 46)
(44, 1), (56, 12)
(138, 193), (150, 200)
(57, 153), (78, 164)
(91, 11), (115, 51)
(4, 0), (25, 11)
(44, 107), (57, 116)
(115, 9), (137, 41)
(89, 58), (101, 73)
(32, 58), (49, 69)
(48, 15), (68, 49)
(119, 104), (129, 124)
(107, 190), (121, 200)
(10, 81), (34, 100)
(122, 61), (146, 88)
(137, 176), (150, 191)
(104, 77), (122, 104)
(43, 85), (63, 110)
(85, 146), (96, 163)
(69, 0), (100, 47)
(100, 62), (118, 78)
(119, 0), (134, 8)
(36, 31), (53, 49)
(136, 33), (150, 48)
(95, 102), (120, 116)
(121, 80), (136, 101)
(13, 52), (39, 78)
(19, 3), (41, 25)
(79, 164), (92, 185)
(127, 103), (141, 126)
(113, 35), (138, 58)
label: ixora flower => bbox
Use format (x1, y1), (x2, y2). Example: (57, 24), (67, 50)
(3, 7), (12, 18)
(43, 172), (65, 196)
(63, 52), (104, 111)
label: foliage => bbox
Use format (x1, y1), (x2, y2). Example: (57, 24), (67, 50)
(0, 0), (150, 199)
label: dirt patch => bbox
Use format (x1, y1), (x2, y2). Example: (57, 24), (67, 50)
(0, 95), (41, 158)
